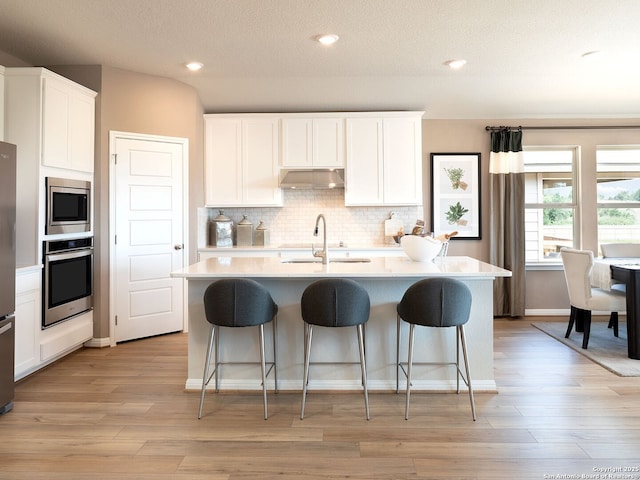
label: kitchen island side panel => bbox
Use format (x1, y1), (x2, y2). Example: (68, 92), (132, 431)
(185, 275), (496, 392)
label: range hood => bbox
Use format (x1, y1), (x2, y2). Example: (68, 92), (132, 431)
(279, 169), (344, 189)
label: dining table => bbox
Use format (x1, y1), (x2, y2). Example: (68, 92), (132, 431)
(592, 258), (640, 359)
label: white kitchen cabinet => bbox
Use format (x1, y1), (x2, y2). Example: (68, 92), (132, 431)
(14, 268), (40, 380)
(204, 115), (282, 207)
(42, 75), (96, 172)
(5, 67), (96, 173)
(345, 113), (423, 206)
(5, 67), (96, 267)
(281, 117), (344, 168)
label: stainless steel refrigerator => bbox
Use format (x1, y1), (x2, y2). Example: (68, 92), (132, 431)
(0, 141), (17, 415)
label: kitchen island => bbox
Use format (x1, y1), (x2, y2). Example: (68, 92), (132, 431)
(172, 255), (511, 393)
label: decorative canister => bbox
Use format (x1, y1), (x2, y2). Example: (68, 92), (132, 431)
(254, 220), (270, 247)
(208, 210), (233, 247)
(236, 215), (253, 247)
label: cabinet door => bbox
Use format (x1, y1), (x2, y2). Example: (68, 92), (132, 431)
(204, 118), (242, 206)
(42, 77), (95, 172)
(281, 118), (312, 167)
(15, 290), (38, 378)
(313, 118), (344, 168)
(68, 93), (95, 173)
(42, 78), (70, 169)
(345, 117), (384, 205)
(242, 118), (282, 206)
(281, 117), (344, 168)
(382, 117), (422, 205)
(14, 270), (40, 380)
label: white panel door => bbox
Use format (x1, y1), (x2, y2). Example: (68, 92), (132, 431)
(113, 135), (186, 343)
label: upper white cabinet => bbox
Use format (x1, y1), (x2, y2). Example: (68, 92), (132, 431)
(42, 76), (96, 172)
(204, 115), (282, 207)
(5, 67), (96, 173)
(345, 113), (423, 206)
(5, 67), (96, 266)
(281, 117), (344, 168)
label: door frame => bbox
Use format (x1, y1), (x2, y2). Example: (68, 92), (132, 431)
(108, 130), (189, 346)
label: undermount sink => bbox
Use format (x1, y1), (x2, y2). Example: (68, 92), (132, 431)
(281, 257), (371, 264)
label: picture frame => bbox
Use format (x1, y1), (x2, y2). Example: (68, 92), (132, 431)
(430, 153), (481, 240)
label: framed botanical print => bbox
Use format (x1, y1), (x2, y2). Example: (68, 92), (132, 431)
(430, 153), (481, 240)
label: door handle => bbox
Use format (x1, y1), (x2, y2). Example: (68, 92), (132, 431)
(174, 244), (183, 250)
(0, 323), (12, 336)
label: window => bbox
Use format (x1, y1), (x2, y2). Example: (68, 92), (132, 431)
(524, 147), (579, 262)
(597, 146), (640, 252)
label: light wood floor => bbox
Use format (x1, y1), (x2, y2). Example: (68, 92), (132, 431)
(2, 317), (640, 479)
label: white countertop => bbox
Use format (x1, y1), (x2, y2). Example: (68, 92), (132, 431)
(172, 255), (512, 279)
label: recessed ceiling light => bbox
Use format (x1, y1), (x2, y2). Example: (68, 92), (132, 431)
(186, 62), (204, 71)
(444, 59), (467, 70)
(316, 34), (339, 46)
(581, 50), (601, 59)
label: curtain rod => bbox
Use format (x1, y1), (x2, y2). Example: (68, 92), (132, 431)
(485, 125), (640, 131)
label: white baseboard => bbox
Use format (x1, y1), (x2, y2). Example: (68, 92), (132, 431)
(185, 378), (497, 393)
(524, 309), (570, 316)
(84, 337), (111, 348)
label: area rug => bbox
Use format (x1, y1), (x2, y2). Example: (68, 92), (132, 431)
(532, 321), (640, 376)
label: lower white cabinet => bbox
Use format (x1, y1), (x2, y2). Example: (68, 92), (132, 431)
(15, 268), (40, 379)
(14, 266), (93, 381)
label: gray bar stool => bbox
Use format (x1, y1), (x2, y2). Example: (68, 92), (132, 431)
(300, 278), (370, 420)
(198, 278), (278, 420)
(396, 277), (476, 421)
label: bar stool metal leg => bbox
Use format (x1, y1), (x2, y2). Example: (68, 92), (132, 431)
(214, 325), (220, 392)
(357, 324), (370, 420)
(259, 324), (268, 420)
(300, 324), (314, 419)
(396, 315), (401, 394)
(198, 325), (217, 419)
(405, 323), (415, 420)
(458, 325), (476, 421)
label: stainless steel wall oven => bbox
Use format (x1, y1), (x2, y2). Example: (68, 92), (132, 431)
(43, 237), (93, 328)
(45, 177), (91, 235)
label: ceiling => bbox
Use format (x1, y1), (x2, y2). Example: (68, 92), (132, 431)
(1, 0), (640, 119)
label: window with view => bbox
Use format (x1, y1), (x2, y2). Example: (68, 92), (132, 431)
(597, 146), (640, 253)
(523, 147), (578, 263)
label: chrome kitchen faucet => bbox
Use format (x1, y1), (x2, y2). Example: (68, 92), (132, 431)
(312, 214), (329, 264)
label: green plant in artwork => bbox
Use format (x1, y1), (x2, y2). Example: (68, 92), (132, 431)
(444, 167), (468, 190)
(445, 202), (469, 225)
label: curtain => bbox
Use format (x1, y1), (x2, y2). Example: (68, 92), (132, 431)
(489, 128), (525, 317)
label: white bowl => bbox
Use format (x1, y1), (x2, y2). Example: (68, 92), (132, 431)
(400, 235), (443, 262)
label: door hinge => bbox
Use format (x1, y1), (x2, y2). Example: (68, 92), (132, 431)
(112, 153), (117, 165)
(114, 234), (117, 245)
(115, 315), (118, 326)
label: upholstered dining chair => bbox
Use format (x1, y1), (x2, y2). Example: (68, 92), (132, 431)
(560, 248), (626, 349)
(600, 243), (640, 258)
(199, 278), (278, 420)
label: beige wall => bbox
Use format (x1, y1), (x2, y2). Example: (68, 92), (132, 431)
(51, 65), (204, 340)
(423, 118), (640, 312)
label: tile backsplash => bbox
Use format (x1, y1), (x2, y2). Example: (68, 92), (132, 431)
(198, 189), (424, 248)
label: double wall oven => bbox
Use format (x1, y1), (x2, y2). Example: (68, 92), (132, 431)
(43, 176), (93, 328)
(42, 237), (93, 328)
